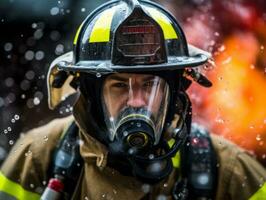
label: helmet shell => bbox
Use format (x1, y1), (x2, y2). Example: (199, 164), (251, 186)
(59, 0), (208, 74)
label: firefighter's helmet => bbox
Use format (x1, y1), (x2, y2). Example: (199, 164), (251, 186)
(59, 0), (209, 74)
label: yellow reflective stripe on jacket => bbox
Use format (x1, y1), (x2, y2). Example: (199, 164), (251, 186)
(145, 7), (178, 40)
(168, 139), (181, 168)
(249, 182), (266, 200)
(0, 171), (40, 200)
(89, 8), (116, 43)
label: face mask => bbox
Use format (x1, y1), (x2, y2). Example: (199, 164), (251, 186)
(102, 73), (170, 156)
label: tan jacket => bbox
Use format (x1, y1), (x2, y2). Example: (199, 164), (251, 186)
(0, 116), (265, 200)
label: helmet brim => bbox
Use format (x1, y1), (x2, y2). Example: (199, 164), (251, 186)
(58, 53), (208, 75)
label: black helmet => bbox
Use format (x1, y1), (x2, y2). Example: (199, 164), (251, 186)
(59, 0), (208, 74)
(54, 0), (211, 183)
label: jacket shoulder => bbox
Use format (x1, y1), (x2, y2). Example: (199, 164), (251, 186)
(1, 116), (74, 194)
(211, 134), (266, 200)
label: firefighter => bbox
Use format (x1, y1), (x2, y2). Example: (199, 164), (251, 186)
(0, 0), (265, 199)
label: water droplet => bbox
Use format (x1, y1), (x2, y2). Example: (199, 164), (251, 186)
(250, 64), (255, 70)
(50, 30), (61, 41)
(42, 181), (47, 185)
(4, 43), (13, 52)
(222, 56), (232, 65)
(11, 119), (15, 123)
(5, 77), (14, 87)
(43, 135), (48, 142)
(55, 44), (64, 55)
(163, 183), (168, 187)
(4, 129), (8, 134)
(35, 51), (45, 60)
(148, 154), (154, 159)
(203, 58), (216, 71)
(9, 140), (14, 145)
(30, 183), (34, 188)
(136, 122), (141, 127)
(123, 131), (128, 137)
(25, 150), (32, 157)
(21, 94), (26, 99)
(14, 114), (20, 120)
(96, 73), (102, 78)
(214, 32), (220, 37)
(34, 29), (43, 40)
(218, 76), (223, 81)
(218, 45), (225, 52)
(256, 134), (261, 141)
(50, 7), (59, 15)
(141, 184), (151, 193)
(215, 118), (224, 124)
(32, 23), (37, 29)
(81, 8), (86, 12)
(33, 97), (40, 105)
(25, 50), (34, 61)
(7, 127), (12, 131)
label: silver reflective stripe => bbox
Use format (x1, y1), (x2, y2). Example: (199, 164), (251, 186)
(0, 191), (17, 200)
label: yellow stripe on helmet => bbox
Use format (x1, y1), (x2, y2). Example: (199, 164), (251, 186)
(0, 171), (40, 200)
(89, 8), (116, 43)
(73, 22), (84, 45)
(145, 7), (178, 40)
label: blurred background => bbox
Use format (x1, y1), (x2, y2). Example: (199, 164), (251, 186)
(0, 0), (265, 167)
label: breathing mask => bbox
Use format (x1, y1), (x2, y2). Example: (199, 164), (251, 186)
(102, 73), (170, 156)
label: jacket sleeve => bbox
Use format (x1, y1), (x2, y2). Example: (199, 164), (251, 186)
(212, 134), (266, 200)
(0, 117), (73, 200)
(228, 149), (266, 200)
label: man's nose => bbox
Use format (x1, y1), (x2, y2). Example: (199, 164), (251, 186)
(127, 89), (146, 108)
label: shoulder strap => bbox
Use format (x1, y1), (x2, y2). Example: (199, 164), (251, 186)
(48, 122), (83, 199)
(176, 123), (218, 200)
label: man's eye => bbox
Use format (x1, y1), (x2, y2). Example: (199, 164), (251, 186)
(112, 82), (128, 88)
(143, 80), (157, 87)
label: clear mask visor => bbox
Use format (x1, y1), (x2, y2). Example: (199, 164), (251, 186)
(102, 73), (170, 145)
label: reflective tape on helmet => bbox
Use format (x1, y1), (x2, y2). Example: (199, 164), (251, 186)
(89, 8), (117, 43)
(249, 182), (266, 200)
(0, 171), (40, 200)
(86, 6), (178, 43)
(73, 22), (84, 45)
(145, 7), (178, 40)
(168, 139), (181, 168)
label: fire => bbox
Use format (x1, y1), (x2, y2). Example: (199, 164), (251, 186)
(190, 32), (266, 159)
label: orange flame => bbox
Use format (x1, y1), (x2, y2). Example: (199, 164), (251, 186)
(190, 32), (266, 159)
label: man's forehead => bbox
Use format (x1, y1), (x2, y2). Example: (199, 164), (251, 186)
(107, 73), (156, 81)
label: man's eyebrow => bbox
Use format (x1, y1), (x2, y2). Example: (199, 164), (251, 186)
(142, 75), (157, 82)
(108, 75), (128, 82)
